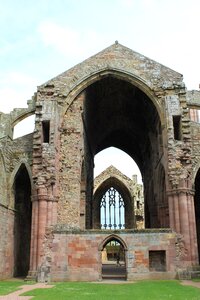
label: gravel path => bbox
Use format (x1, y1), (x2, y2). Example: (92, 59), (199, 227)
(0, 283), (53, 300)
(181, 280), (200, 289)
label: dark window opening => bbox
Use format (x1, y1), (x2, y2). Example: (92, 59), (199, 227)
(42, 120), (50, 143)
(149, 250), (166, 272)
(173, 115), (182, 141)
(14, 165), (32, 277)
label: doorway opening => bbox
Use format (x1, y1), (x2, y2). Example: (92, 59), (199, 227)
(13, 164), (32, 277)
(101, 237), (126, 280)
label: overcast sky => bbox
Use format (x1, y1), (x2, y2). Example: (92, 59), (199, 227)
(0, 0), (199, 181)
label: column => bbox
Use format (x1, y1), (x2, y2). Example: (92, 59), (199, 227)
(36, 187), (48, 267)
(168, 187), (199, 266)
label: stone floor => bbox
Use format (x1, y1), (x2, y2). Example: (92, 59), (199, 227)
(102, 262), (126, 279)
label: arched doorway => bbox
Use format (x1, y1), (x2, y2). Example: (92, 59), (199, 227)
(100, 236), (126, 280)
(194, 169), (200, 262)
(82, 75), (166, 229)
(13, 164), (32, 277)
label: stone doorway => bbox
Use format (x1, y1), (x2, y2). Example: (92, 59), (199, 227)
(101, 237), (126, 280)
(13, 164), (32, 277)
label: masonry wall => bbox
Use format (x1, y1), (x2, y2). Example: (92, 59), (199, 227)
(0, 206), (14, 279)
(191, 122), (200, 174)
(58, 93), (84, 226)
(48, 230), (178, 281)
(0, 133), (33, 279)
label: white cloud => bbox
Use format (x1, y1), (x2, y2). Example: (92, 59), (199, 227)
(0, 71), (38, 113)
(38, 20), (112, 61)
(38, 21), (80, 56)
(1, 71), (37, 86)
(0, 87), (34, 113)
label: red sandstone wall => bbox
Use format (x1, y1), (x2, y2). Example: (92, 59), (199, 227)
(49, 230), (177, 281)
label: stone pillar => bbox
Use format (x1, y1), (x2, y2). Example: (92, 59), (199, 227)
(29, 195), (39, 275)
(28, 186), (49, 278)
(36, 187), (48, 267)
(187, 193), (198, 263)
(168, 186), (198, 266)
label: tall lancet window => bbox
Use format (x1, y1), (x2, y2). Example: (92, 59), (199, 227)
(100, 187), (125, 230)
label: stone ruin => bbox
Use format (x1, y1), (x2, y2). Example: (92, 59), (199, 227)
(1, 43), (200, 281)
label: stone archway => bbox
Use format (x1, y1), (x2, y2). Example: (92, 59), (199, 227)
(80, 75), (165, 229)
(100, 235), (127, 280)
(13, 163), (32, 277)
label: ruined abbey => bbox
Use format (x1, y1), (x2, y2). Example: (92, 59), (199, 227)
(0, 43), (200, 281)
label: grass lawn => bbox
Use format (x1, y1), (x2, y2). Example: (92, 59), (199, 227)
(0, 280), (24, 295)
(22, 280), (200, 300)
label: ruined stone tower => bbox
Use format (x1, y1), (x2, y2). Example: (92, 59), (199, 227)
(1, 43), (200, 281)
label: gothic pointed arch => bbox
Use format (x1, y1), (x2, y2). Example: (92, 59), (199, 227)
(100, 234), (127, 279)
(93, 176), (134, 229)
(99, 234), (128, 251)
(13, 162), (32, 277)
(10, 160), (33, 192)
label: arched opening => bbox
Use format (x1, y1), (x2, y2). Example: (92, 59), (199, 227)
(93, 177), (134, 229)
(13, 164), (32, 277)
(94, 147), (142, 182)
(194, 169), (200, 263)
(101, 236), (126, 280)
(13, 115), (35, 139)
(82, 75), (166, 229)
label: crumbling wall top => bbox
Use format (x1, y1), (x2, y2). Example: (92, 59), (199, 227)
(186, 90), (200, 108)
(0, 95), (36, 139)
(10, 94), (36, 126)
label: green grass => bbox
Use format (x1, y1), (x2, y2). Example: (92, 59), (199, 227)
(22, 281), (200, 300)
(0, 280), (23, 295)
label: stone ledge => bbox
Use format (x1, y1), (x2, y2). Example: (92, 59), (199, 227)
(52, 226), (173, 234)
